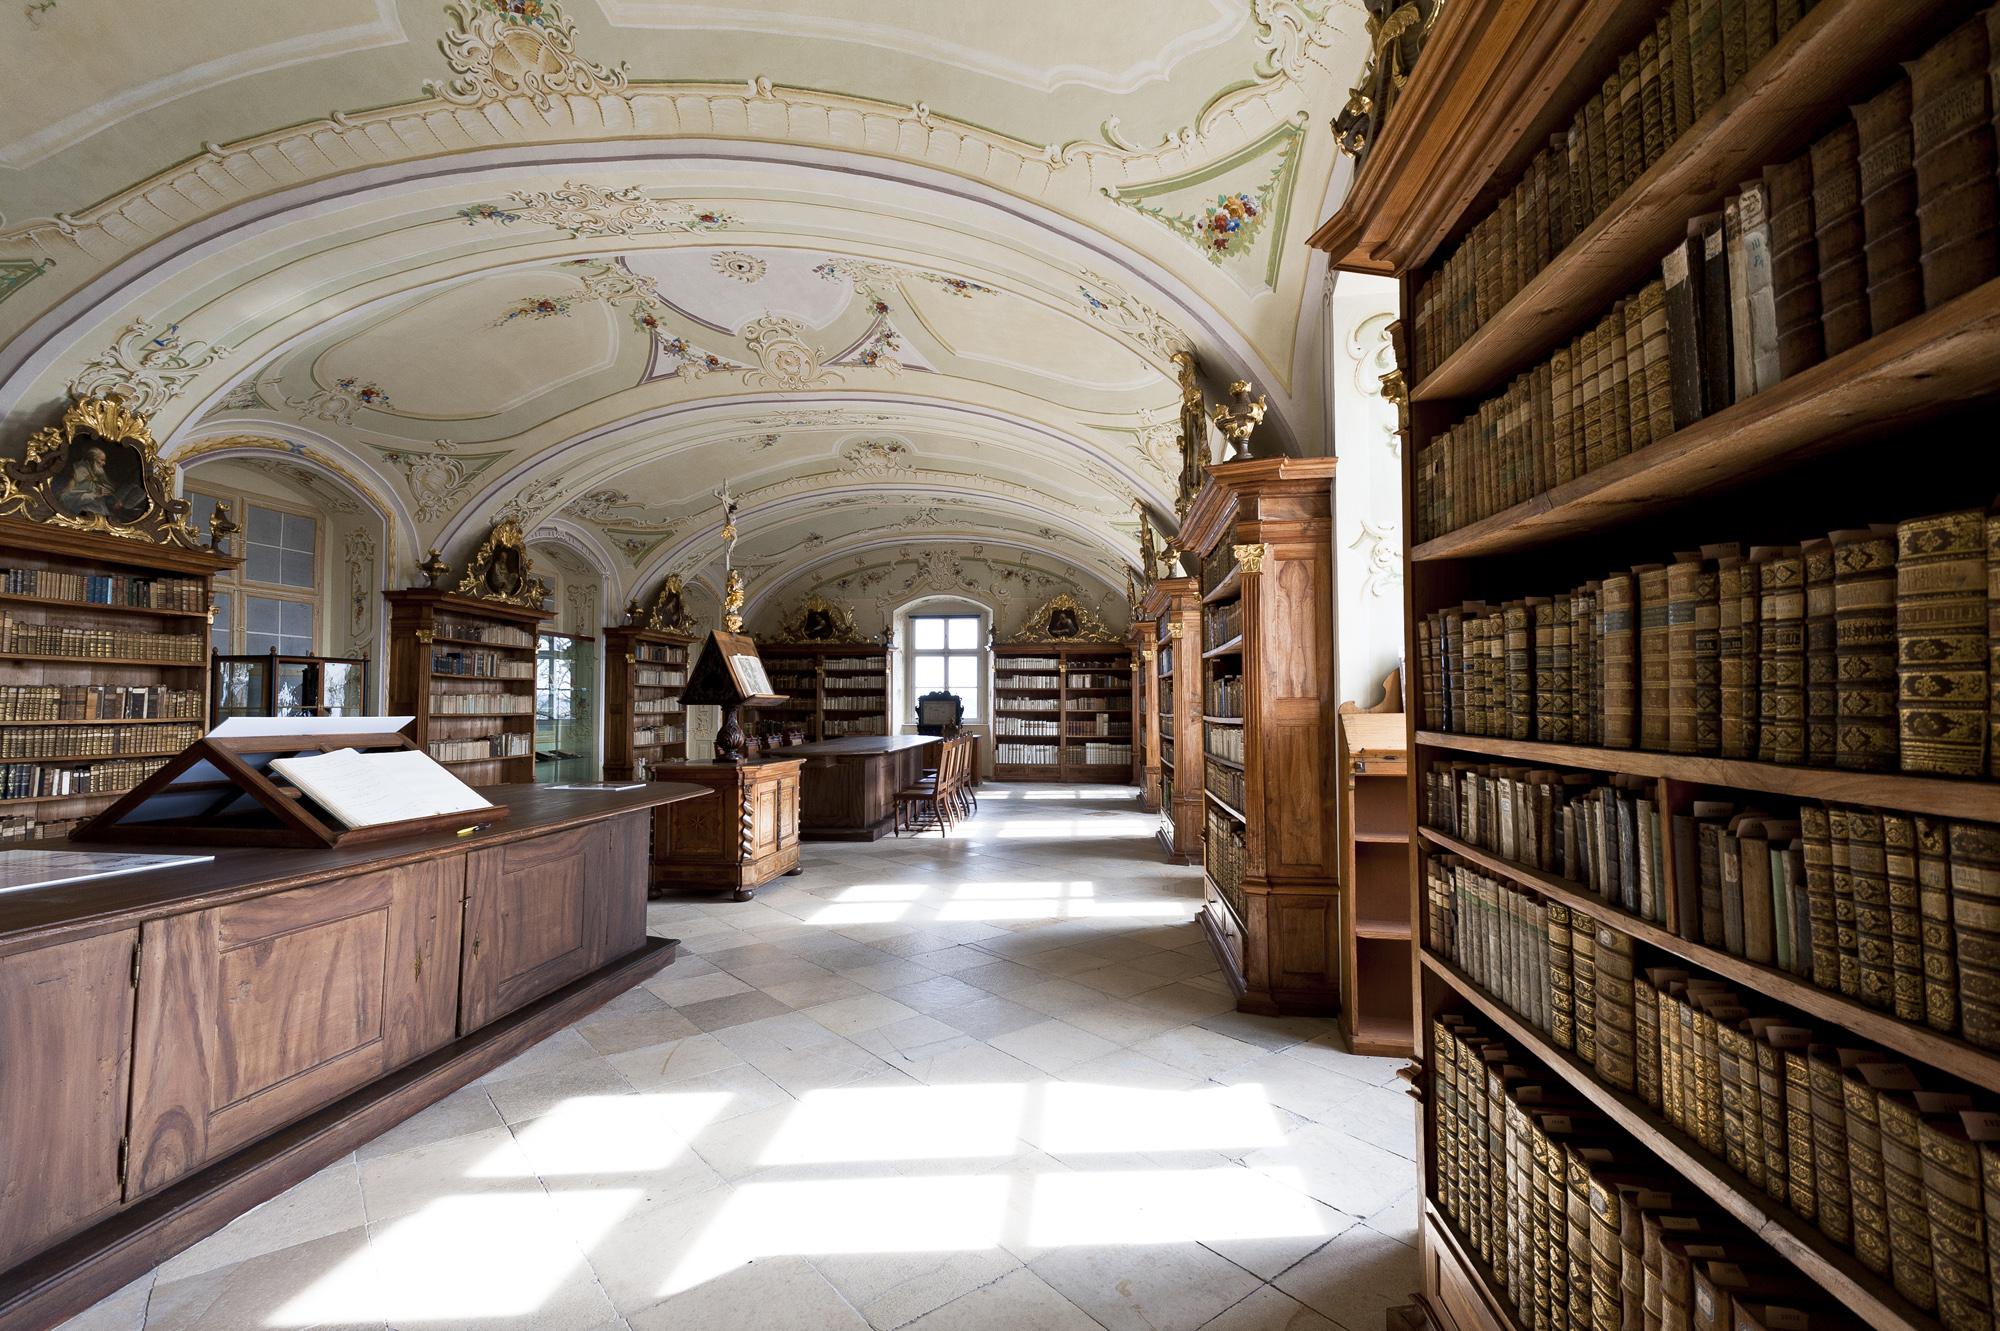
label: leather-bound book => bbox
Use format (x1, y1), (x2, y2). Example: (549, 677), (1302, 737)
(1803, 538), (1837, 765)
(1897, 509), (1989, 776)
(1667, 553), (1711, 754)
(1579, 322), (1606, 472)
(1830, 525), (1899, 770)
(1772, 0), (1802, 38)
(1531, 597), (1555, 742)
(1737, 177), (1781, 395)
(1638, 564), (1671, 750)
(1829, 805), (1864, 1000)
(1595, 922), (1638, 1093)
(1642, 33), (1668, 173)
(1724, 197), (1754, 404)
(1806, 1045), (1855, 1248)
(1572, 585), (1597, 745)
(1719, 1018), (1754, 1176)
(1608, 301), (1635, 458)
(1670, 0), (1697, 139)
(1990, 508), (2000, 778)
(1847, 808), (1894, 1013)
(1698, 815), (1729, 946)
(1551, 343), (1576, 487)
(1742, 0), (1775, 66)
(1737, 817), (1778, 964)
(1619, 52), (1645, 195)
(1810, 121), (1870, 355)
(1953, 820), (2000, 1051)
(1601, 71), (1627, 211)
(1972, 1110), (2000, 1331)
(1716, 548), (1756, 757)
(1855, 80), (1925, 335)
(1845, 1060), (1899, 1278)
(1664, 229), (1708, 429)
(1548, 131), (1573, 255)
(1882, 813), (1928, 1026)
(1602, 573), (1638, 749)
(1634, 973), (1663, 1108)
(1721, 816), (1749, 954)
(1548, 900), (1574, 1051)
(1720, 0), (1747, 90)
(1920, 1109), (1996, 1331)
(1584, 90), (1611, 221)
(1550, 597), (1574, 744)
(1799, 804), (1839, 989)
(1909, 18), (1997, 309)
(1777, 1032), (1817, 1219)
(1916, 814), (1961, 1035)
(1764, 152), (1824, 379)
(1572, 922), (1597, 1066)
(1874, 1073), (1973, 1313)
(1690, 0), (1724, 118)
(1755, 546), (1806, 765)
(1505, 600), (1533, 741)
(1699, 214), (1735, 414)
(1638, 277), (1675, 443)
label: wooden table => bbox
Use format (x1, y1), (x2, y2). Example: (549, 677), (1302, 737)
(0, 782), (708, 1331)
(785, 734), (940, 841)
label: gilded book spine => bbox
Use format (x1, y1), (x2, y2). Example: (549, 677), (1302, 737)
(1573, 925), (1598, 1066)
(1845, 1067), (1892, 1277)
(1992, 511), (2000, 779)
(1807, 1047), (1851, 1248)
(1551, 597), (1575, 745)
(1830, 805), (1861, 998)
(1764, 151), (1825, 379)
(1919, 1110), (1995, 1331)
(1847, 808), (1895, 1014)
(1953, 821), (2000, 1051)
(1831, 525), (1900, 771)
(1667, 555), (1706, 754)
(1855, 79), (1926, 336)
(1717, 551), (1757, 758)
(1638, 565), (1671, 751)
(1602, 574), (1638, 750)
(1800, 805), (1840, 990)
(1756, 548), (1806, 766)
(1506, 600), (1533, 742)
(1882, 813), (1928, 1025)
(1595, 924), (1637, 1093)
(1909, 17), (1999, 309)
(1877, 1083), (1944, 1312)
(1897, 510), (1988, 776)
(1803, 539), (1837, 766)
(1918, 814), (1962, 1035)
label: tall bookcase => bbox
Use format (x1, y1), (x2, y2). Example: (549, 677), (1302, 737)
(1338, 698), (1413, 1058)
(0, 516), (232, 840)
(385, 589), (549, 785)
(1177, 458), (1340, 1015)
(1318, 2), (2000, 1328)
(1145, 575), (1204, 862)
(1130, 618), (1158, 807)
(992, 644), (1135, 781)
(602, 624), (691, 780)
(751, 643), (890, 741)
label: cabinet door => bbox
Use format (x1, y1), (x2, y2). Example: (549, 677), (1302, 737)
(461, 824), (603, 1029)
(127, 858), (463, 1197)
(0, 929), (137, 1269)
(775, 771), (800, 848)
(583, 810), (650, 970)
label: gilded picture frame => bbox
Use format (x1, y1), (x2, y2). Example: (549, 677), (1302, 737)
(1005, 592), (1118, 643)
(634, 572), (698, 634)
(455, 517), (550, 607)
(772, 593), (858, 643)
(1, 395), (204, 547)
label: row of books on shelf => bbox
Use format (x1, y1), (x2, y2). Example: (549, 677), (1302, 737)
(0, 722), (201, 761)
(1068, 673), (1129, 689)
(1000, 656), (1060, 670)
(767, 675), (817, 693)
(0, 683), (202, 721)
(1001, 698), (1059, 713)
(1066, 718), (1130, 738)
(430, 691), (531, 715)
(998, 673), (1060, 689)
(1205, 808), (1245, 918)
(997, 718), (1058, 737)
(1065, 697), (1127, 714)
(1429, 757), (2000, 1046)
(1203, 602), (1242, 646)
(1206, 675), (1242, 717)
(1205, 760), (1244, 812)
(0, 567), (207, 613)
(429, 733), (532, 763)
(634, 667), (686, 688)
(1073, 742), (1132, 766)
(1158, 645), (1175, 677)
(823, 694), (885, 712)
(0, 812), (60, 841)
(1410, 0), (1823, 375)
(823, 716), (884, 737)
(634, 724), (684, 747)
(635, 644), (687, 664)
(1205, 726), (1245, 765)
(819, 657), (886, 672)
(634, 696), (684, 715)
(1430, 867), (2000, 1328)
(1431, 1012), (1854, 1331)
(433, 618), (534, 649)
(0, 616), (202, 663)
(995, 743), (1059, 766)
(1414, 506), (2000, 776)
(1415, 11), (2000, 544)
(0, 755), (166, 800)
(431, 649), (535, 679)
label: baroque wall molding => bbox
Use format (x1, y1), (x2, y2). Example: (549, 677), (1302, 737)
(68, 320), (230, 416)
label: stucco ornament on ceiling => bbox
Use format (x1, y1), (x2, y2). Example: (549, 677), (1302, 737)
(285, 375), (390, 428)
(711, 251), (766, 284)
(461, 182), (734, 239)
(368, 438), (508, 524)
(839, 438), (915, 477)
(742, 315), (837, 391)
(426, 0), (629, 111)
(69, 321), (230, 417)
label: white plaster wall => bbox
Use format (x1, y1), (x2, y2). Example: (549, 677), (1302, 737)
(1323, 271), (1406, 710)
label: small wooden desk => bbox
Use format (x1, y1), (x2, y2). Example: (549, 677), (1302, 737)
(650, 758), (804, 898)
(787, 734), (940, 841)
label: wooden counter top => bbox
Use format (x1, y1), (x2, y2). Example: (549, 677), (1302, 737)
(783, 734), (939, 757)
(0, 782), (709, 953)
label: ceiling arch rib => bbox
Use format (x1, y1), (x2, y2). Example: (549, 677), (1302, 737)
(742, 534), (1131, 617)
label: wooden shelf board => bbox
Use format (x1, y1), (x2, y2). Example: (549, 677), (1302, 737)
(1352, 830), (1411, 845)
(1344, 1010), (1416, 1057)
(1201, 636), (1244, 659)
(427, 711), (532, 720)
(428, 636), (535, 652)
(1203, 715), (1244, 726)
(429, 672), (533, 683)
(1411, 0), (1965, 402)
(434, 754), (527, 767)
(1415, 731), (2000, 821)
(1202, 567), (1242, 604)
(1205, 753), (1244, 772)
(1424, 950), (1942, 1331)
(1413, 277), (2000, 561)
(1419, 825), (2000, 1094)
(1205, 789), (1247, 824)
(1353, 918), (1414, 941)
(0, 592), (208, 620)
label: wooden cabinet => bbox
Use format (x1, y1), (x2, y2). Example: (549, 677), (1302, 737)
(127, 858), (462, 1196)
(1129, 619), (1158, 808)
(1143, 576), (1204, 863)
(651, 759), (802, 898)
(1177, 458), (1341, 1016)
(0, 930), (137, 1270)
(602, 625), (691, 781)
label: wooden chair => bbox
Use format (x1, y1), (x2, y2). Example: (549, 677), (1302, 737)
(896, 735), (970, 836)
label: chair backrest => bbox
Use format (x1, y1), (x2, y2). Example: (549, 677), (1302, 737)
(940, 735), (968, 792)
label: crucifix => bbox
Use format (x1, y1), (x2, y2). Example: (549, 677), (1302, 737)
(716, 481), (745, 632)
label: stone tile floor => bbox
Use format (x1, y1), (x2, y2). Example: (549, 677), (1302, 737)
(61, 784), (1420, 1331)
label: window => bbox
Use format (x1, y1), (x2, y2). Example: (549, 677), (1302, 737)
(535, 633), (596, 782)
(189, 486), (319, 656)
(910, 614), (983, 721)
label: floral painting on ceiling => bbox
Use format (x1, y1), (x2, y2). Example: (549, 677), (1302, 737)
(1104, 116), (1306, 293)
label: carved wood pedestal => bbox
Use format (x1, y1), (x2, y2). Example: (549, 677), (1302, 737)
(649, 758), (803, 899)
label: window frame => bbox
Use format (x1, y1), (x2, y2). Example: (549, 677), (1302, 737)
(907, 613), (985, 722)
(186, 486), (321, 657)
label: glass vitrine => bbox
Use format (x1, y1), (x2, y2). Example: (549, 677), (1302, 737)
(210, 652), (372, 725)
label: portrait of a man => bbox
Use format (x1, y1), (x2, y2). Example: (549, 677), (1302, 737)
(1048, 605), (1080, 639)
(51, 436), (149, 524)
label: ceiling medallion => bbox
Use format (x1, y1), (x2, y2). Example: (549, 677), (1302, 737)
(711, 251), (767, 284)
(425, 0), (629, 112)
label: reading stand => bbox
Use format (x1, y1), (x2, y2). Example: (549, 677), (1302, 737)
(71, 731), (509, 849)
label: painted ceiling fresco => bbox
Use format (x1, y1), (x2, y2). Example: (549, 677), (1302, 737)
(0, 0), (1368, 611)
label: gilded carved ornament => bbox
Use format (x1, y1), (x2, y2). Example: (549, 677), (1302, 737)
(1, 395), (209, 548)
(1233, 542), (1270, 575)
(1005, 591), (1119, 644)
(454, 517), (550, 607)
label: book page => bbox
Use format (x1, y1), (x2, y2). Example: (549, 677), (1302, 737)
(270, 748), (493, 829)
(729, 652), (773, 696)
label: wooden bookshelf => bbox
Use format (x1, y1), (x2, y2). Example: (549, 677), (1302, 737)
(602, 624), (691, 781)
(1338, 693), (1413, 1058)
(385, 589), (548, 785)
(992, 643), (1134, 782)
(1144, 575), (1204, 863)
(1336, 0), (2000, 1326)
(750, 642), (889, 742)
(1130, 617), (1158, 808)
(1176, 457), (1340, 1015)
(0, 516), (232, 840)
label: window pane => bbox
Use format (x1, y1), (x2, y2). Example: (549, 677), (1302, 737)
(947, 656), (978, 689)
(247, 504), (283, 546)
(245, 631), (281, 656)
(912, 618), (944, 650)
(947, 616), (980, 649)
(211, 591), (232, 653)
(281, 512), (316, 552)
(246, 596), (282, 632)
(279, 549), (315, 589)
(913, 656), (944, 690)
(281, 600), (312, 637)
(245, 543), (281, 583)
(187, 493), (220, 542)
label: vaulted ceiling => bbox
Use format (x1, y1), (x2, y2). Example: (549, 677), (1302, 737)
(0, 0), (1367, 609)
